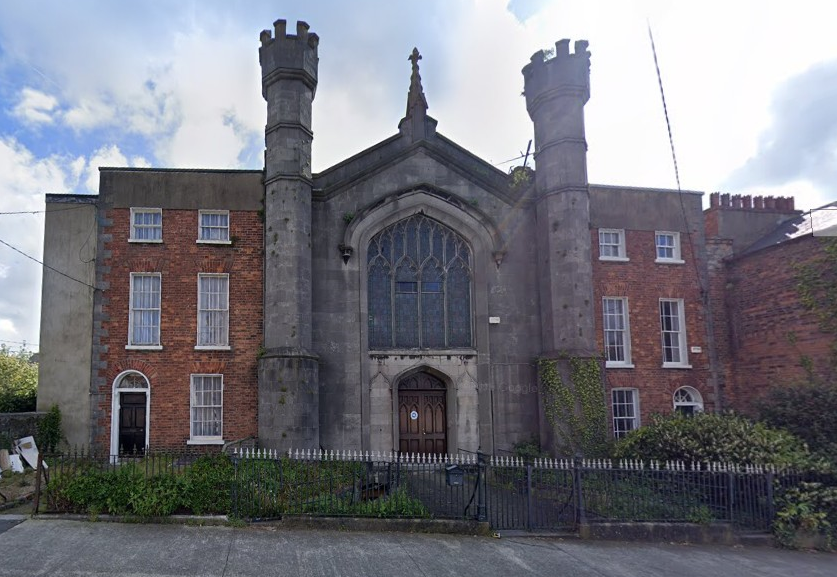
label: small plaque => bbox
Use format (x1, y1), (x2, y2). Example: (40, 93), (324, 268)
(690, 346), (702, 353)
(410, 410), (418, 421)
(489, 316), (501, 324)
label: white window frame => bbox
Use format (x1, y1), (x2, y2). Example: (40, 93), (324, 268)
(127, 273), (162, 350)
(197, 210), (231, 244)
(659, 298), (691, 368)
(612, 388), (639, 439)
(598, 229), (628, 261)
(188, 374), (224, 444)
(196, 273), (230, 349)
(655, 231), (684, 264)
(129, 208), (163, 243)
(602, 297), (633, 368)
(673, 386), (704, 416)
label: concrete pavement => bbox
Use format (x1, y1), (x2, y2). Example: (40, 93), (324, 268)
(0, 517), (833, 577)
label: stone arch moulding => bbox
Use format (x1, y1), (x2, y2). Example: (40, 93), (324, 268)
(393, 364), (453, 389)
(109, 369), (151, 458)
(342, 185), (507, 267)
(389, 365), (456, 454)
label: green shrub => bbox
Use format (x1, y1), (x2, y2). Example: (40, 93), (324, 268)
(774, 482), (837, 549)
(512, 436), (547, 463)
(48, 462), (144, 515)
(613, 413), (812, 468)
(37, 404), (63, 453)
(757, 381), (837, 458)
(182, 454), (234, 515)
(302, 486), (431, 518)
(0, 345), (37, 412)
(129, 474), (185, 517)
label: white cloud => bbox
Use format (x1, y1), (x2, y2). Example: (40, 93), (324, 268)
(82, 144), (150, 192)
(83, 144), (128, 192)
(12, 87), (59, 125)
(0, 137), (72, 349)
(0, 319), (18, 337)
(63, 98), (117, 131)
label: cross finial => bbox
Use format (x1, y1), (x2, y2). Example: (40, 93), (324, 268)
(405, 47), (428, 116)
(409, 47), (422, 70)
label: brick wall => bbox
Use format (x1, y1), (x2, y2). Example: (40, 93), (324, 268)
(592, 229), (715, 430)
(723, 236), (834, 412)
(95, 208), (263, 450)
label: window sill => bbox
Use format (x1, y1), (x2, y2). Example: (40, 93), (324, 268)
(126, 345), (163, 350)
(196, 240), (232, 245)
(662, 363), (692, 369)
(655, 258), (685, 265)
(605, 362), (635, 369)
(369, 348), (477, 357)
(187, 439), (224, 445)
(599, 256), (630, 262)
(195, 345), (231, 351)
(128, 239), (163, 244)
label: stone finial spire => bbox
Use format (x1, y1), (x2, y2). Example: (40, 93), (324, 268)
(398, 47), (436, 141)
(406, 48), (428, 116)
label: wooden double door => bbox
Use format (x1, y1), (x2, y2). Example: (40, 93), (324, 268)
(398, 373), (447, 454)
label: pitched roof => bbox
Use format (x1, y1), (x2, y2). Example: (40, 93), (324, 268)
(741, 201), (837, 256)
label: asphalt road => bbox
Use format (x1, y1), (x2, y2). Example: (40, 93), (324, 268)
(0, 518), (833, 577)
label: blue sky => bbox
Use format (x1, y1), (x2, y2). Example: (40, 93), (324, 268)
(1, 0), (836, 352)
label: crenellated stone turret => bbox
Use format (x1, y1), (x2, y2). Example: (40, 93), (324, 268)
(523, 39), (595, 357)
(524, 39), (599, 455)
(258, 19), (320, 450)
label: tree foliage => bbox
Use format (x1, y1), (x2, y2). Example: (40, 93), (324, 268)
(0, 345), (37, 412)
(613, 412), (813, 469)
(757, 381), (837, 458)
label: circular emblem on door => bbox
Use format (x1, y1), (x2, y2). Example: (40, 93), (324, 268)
(410, 410), (418, 421)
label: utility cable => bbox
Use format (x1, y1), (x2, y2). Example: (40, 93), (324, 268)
(0, 237), (97, 290)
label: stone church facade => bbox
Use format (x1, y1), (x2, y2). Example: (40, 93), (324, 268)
(38, 19), (828, 455)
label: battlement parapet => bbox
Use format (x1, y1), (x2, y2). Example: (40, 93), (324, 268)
(709, 192), (797, 212)
(522, 38), (590, 114)
(259, 19), (319, 94)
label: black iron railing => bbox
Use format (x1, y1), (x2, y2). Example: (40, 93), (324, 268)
(35, 447), (834, 533)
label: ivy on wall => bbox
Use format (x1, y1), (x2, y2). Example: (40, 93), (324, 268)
(793, 237), (837, 366)
(538, 356), (608, 457)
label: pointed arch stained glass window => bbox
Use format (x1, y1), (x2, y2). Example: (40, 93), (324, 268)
(368, 215), (473, 349)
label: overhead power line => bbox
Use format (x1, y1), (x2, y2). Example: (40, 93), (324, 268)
(0, 237), (97, 290)
(648, 24), (681, 192)
(0, 204), (94, 216)
(0, 338), (38, 348)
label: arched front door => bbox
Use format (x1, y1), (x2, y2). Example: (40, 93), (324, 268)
(110, 371), (151, 456)
(119, 392), (147, 454)
(398, 372), (446, 454)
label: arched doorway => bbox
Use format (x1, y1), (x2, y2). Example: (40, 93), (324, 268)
(110, 371), (150, 455)
(398, 372), (447, 454)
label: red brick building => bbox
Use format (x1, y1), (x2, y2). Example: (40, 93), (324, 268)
(705, 193), (837, 413)
(90, 170), (264, 454)
(36, 21), (837, 455)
